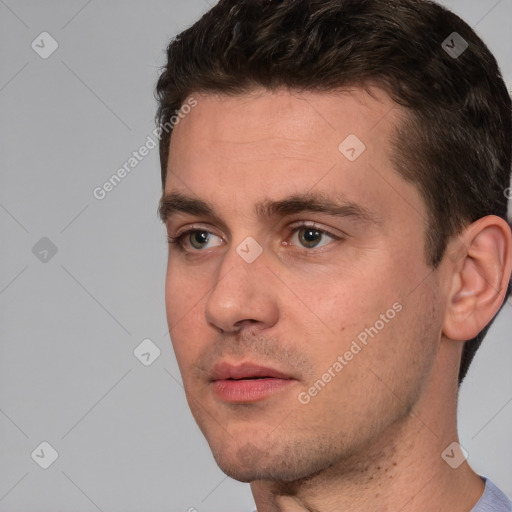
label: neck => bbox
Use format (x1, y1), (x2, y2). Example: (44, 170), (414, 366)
(250, 343), (485, 512)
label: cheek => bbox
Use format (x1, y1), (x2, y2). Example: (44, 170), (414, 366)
(165, 264), (209, 368)
(165, 266), (185, 320)
(293, 291), (438, 436)
(292, 257), (428, 387)
(165, 259), (210, 321)
(292, 261), (398, 342)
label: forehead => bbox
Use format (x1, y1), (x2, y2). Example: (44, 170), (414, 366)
(169, 87), (399, 160)
(166, 87), (402, 193)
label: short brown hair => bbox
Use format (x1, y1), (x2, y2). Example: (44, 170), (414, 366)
(155, 0), (512, 384)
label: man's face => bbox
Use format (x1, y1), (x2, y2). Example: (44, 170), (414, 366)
(163, 88), (447, 482)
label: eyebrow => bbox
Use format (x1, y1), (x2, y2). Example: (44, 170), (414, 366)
(158, 190), (382, 227)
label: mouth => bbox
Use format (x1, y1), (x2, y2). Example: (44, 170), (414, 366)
(210, 362), (292, 381)
(209, 362), (295, 403)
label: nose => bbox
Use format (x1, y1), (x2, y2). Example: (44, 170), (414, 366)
(204, 240), (279, 334)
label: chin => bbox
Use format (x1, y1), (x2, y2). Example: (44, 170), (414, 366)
(209, 439), (336, 483)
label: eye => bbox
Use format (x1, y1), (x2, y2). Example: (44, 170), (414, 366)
(288, 223), (341, 249)
(167, 223), (342, 253)
(167, 229), (223, 251)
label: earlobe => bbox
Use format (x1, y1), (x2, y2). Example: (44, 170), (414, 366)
(442, 216), (512, 342)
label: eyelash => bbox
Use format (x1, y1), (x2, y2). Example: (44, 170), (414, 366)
(166, 222), (343, 252)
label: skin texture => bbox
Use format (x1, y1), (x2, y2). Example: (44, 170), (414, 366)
(162, 87), (512, 511)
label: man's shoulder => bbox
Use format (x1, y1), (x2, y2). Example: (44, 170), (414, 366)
(471, 476), (512, 512)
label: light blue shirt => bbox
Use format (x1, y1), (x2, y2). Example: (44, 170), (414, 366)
(471, 476), (512, 512)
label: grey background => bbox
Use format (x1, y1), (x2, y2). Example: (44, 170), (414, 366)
(0, 1), (511, 511)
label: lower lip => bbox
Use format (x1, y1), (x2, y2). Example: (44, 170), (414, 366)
(212, 378), (293, 403)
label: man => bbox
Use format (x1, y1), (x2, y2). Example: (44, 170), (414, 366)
(156, 0), (512, 510)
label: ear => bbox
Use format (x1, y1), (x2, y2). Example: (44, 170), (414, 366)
(443, 215), (512, 341)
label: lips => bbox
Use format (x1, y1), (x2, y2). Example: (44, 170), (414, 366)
(210, 361), (292, 381)
(209, 361), (295, 403)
